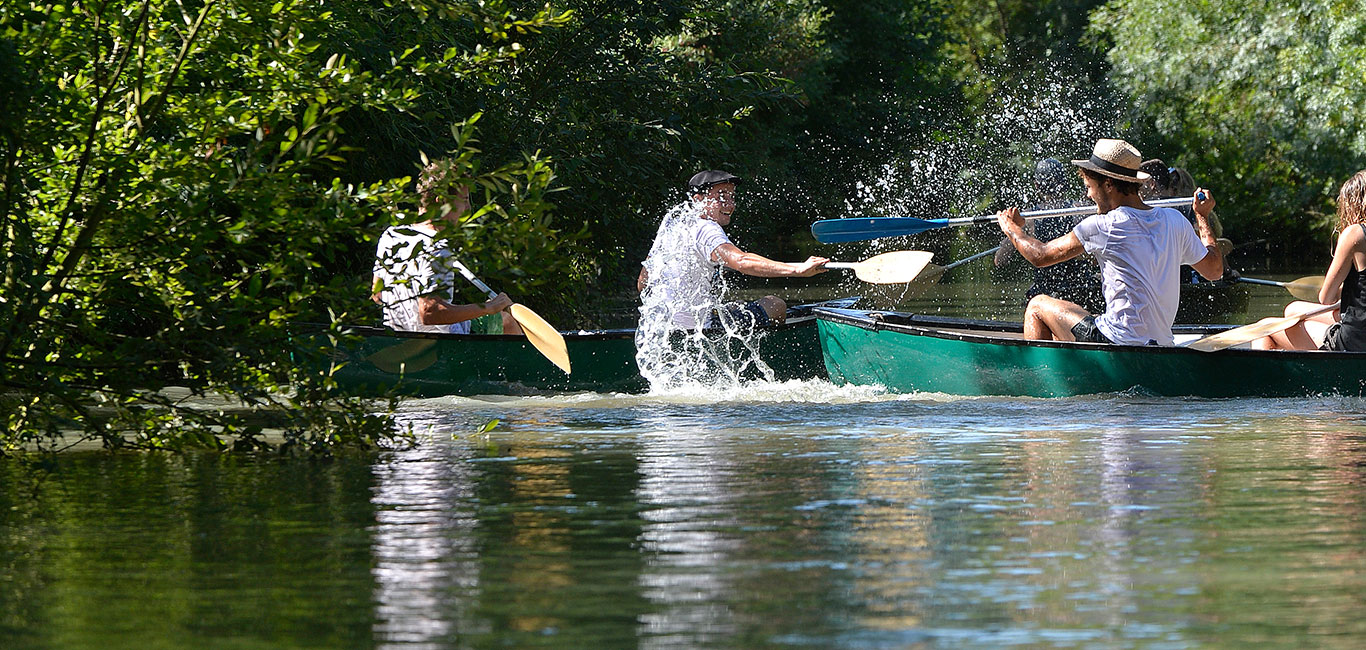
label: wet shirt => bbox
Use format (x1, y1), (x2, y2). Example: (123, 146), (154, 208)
(1073, 206), (1209, 345)
(373, 225), (472, 334)
(641, 209), (732, 330)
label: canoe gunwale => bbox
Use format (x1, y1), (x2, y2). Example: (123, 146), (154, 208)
(295, 296), (857, 345)
(813, 307), (1366, 360)
(294, 312), (822, 344)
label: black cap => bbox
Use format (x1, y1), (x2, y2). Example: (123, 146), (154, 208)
(687, 170), (741, 195)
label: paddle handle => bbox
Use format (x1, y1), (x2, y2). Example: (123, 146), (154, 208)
(448, 260), (498, 299)
(943, 197), (1194, 227)
(826, 262), (856, 270)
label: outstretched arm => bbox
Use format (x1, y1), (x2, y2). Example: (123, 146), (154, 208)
(997, 207), (1084, 268)
(1319, 224), (1366, 305)
(417, 292), (513, 326)
(711, 243), (828, 277)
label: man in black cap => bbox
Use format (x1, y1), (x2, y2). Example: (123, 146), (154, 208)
(637, 170), (829, 330)
(996, 139), (1223, 345)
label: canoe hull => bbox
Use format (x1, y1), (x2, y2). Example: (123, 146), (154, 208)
(308, 300), (847, 396)
(816, 308), (1366, 398)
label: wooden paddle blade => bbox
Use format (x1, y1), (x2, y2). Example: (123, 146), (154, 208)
(509, 303), (571, 374)
(1185, 316), (1300, 352)
(811, 217), (945, 243)
(851, 250), (936, 284)
(1186, 301), (1339, 352)
(1285, 276), (1324, 302)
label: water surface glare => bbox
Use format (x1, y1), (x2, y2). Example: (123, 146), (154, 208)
(5, 388), (1366, 648)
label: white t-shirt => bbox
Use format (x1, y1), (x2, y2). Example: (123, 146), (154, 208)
(641, 212), (733, 329)
(1073, 206), (1210, 345)
(373, 225), (471, 334)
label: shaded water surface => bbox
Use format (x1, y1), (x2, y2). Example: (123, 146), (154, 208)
(5, 387), (1366, 648)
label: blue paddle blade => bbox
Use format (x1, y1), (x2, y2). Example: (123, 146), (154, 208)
(810, 217), (949, 243)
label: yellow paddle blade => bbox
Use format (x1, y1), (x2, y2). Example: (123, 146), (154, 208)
(510, 303), (571, 374)
(1285, 276), (1323, 302)
(1186, 302), (1339, 352)
(365, 338), (439, 374)
(849, 250), (936, 284)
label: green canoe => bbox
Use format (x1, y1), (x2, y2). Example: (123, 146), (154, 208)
(306, 299), (855, 397)
(816, 308), (1366, 398)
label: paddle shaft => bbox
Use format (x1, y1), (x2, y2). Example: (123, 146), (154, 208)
(940, 245), (1001, 272)
(937, 197), (1193, 228)
(1234, 275), (1324, 302)
(811, 197), (1194, 243)
(450, 260), (499, 300)
(1235, 277), (1294, 290)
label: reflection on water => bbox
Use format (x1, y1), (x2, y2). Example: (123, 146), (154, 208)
(5, 390), (1366, 648)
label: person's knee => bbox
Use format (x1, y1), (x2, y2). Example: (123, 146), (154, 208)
(1283, 301), (1312, 317)
(1025, 294), (1054, 319)
(757, 296), (786, 322)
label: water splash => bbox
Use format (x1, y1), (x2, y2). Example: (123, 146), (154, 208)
(635, 201), (780, 392)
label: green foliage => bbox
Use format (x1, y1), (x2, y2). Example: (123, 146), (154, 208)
(1093, 0), (1366, 251)
(0, 0), (574, 451)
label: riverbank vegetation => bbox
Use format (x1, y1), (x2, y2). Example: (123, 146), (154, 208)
(3, 0), (1361, 451)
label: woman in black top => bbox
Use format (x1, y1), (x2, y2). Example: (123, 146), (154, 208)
(1253, 170), (1366, 350)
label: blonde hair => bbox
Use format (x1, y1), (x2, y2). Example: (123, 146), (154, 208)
(1338, 169), (1366, 233)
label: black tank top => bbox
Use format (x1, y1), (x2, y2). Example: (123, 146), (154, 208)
(1335, 224), (1366, 351)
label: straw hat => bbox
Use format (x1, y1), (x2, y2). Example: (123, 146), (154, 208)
(1071, 139), (1150, 182)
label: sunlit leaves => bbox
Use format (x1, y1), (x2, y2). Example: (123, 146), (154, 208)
(1094, 0), (1366, 241)
(0, 0), (572, 451)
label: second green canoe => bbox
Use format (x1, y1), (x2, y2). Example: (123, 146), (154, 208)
(817, 307), (1366, 398)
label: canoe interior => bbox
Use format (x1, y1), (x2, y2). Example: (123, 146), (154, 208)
(815, 308), (1366, 398)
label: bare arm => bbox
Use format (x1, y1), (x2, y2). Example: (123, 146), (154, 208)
(711, 243), (828, 277)
(637, 265), (648, 293)
(416, 292), (512, 325)
(1189, 188), (1224, 281)
(1319, 225), (1366, 305)
(996, 207), (1085, 267)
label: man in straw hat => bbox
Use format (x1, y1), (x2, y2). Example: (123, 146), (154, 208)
(996, 139), (1224, 345)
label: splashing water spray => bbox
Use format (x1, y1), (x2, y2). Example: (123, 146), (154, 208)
(635, 201), (778, 393)
(828, 66), (1125, 318)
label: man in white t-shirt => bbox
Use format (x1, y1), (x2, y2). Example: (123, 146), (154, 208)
(996, 139), (1224, 345)
(637, 170), (829, 330)
(372, 162), (521, 335)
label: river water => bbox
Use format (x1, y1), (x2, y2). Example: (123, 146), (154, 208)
(4, 280), (1365, 648)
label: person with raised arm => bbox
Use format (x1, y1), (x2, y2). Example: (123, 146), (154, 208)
(996, 139), (1223, 345)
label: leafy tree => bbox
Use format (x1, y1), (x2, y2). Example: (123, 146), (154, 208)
(0, 0), (573, 451)
(1094, 0), (1366, 252)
